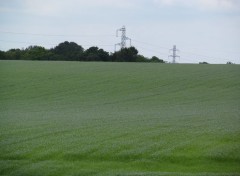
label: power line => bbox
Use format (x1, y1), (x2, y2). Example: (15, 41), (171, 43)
(131, 38), (169, 50)
(0, 31), (115, 37)
(136, 45), (169, 57)
(133, 39), (228, 62)
(1, 30), (236, 54)
(181, 51), (227, 59)
(0, 30), (236, 62)
(0, 39), (113, 48)
(0, 39), (56, 46)
(131, 38), (238, 61)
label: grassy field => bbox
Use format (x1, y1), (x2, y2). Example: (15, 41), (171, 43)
(0, 60), (240, 176)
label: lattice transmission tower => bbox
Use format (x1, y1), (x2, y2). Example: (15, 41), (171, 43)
(169, 45), (180, 63)
(115, 26), (131, 51)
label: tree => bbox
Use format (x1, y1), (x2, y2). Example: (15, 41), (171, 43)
(52, 41), (84, 61)
(84, 47), (109, 61)
(111, 46), (138, 62)
(136, 55), (148, 62)
(150, 56), (165, 63)
(22, 46), (52, 60)
(5, 49), (22, 60)
(199, 62), (208, 64)
(1, 41), (168, 63)
(0, 50), (6, 60)
(98, 49), (110, 61)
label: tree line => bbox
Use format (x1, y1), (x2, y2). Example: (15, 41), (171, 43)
(0, 41), (165, 63)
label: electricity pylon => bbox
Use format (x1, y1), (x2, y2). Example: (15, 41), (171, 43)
(115, 25), (131, 51)
(169, 45), (180, 63)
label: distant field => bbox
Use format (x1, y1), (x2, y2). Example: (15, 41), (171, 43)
(0, 60), (240, 176)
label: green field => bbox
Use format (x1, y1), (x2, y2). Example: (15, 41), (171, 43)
(0, 60), (240, 176)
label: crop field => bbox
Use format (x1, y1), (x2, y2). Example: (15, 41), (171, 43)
(0, 60), (240, 176)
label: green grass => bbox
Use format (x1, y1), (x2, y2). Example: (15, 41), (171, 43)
(0, 60), (240, 176)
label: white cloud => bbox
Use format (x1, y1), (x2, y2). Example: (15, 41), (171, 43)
(22, 0), (68, 16)
(20, 0), (138, 16)
(198, 0), (239, 10)
(0, 0), (66, 16)
(153, 0), (240, 10)
(77, 0), (137, 7)
(2, 0), (240, 16)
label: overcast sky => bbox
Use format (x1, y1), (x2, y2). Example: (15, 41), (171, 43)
(0, 0), (240, 63)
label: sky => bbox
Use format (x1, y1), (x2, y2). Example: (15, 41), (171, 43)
(0, 0), (240, 64)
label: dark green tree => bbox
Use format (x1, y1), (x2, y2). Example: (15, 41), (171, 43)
(52, 41), (84, 61)
(150, 56), (165, 63)
(136, 55), (148, 62)
(5, 49), (23, 60)
(22, 46), (53, 60)
(112, 46), (138, 62)
(1, 41), (167, 63)
(0, 50), (6, 60)
(199, 62), (208, 64)
(84, 47), (109, 61)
